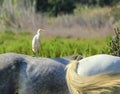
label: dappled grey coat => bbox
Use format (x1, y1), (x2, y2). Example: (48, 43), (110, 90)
(0, 53), (72, 94)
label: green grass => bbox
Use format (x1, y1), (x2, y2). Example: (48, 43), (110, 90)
(0, 31), (111, 58)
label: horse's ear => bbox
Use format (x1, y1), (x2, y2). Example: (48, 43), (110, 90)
(76, 55), (83, 61)
(71, 55), (83, 61)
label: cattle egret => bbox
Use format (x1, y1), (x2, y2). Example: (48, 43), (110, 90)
(32, 29), (45, 56)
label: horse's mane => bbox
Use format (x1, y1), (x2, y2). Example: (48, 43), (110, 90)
(66, 60), (120, 94)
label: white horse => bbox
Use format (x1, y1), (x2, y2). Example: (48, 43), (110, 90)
(0, 53), (70, 94)
(66, 54), (120, 94)
(0, 53), (83, 94)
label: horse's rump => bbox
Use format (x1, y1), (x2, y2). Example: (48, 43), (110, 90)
(66, 60), (120, 94)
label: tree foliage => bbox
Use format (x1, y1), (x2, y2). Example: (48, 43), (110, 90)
(0, 0), (120, 16)
(108, 28), (120, 56)
(35, 0), (75, 16)
(74, 0), (120, 6)
(35, 0), (120, 16)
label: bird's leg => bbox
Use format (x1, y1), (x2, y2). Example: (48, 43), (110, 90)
(39, 46), (43, 57)
(36, 51), (38, 57)
(37, 50), (40, 57)
(36, 50), (39, 57)
(32, 51), (36, 57)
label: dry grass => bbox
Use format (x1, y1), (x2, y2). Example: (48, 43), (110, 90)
(0, 0), (119, 38)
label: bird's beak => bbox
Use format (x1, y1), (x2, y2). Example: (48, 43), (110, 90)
(41, 29), (45, 32)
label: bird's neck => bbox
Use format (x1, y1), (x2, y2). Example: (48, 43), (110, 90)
(37, 33), (40, 36)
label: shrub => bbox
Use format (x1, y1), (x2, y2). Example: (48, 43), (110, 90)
(35, 0), (75, 16)
(108, 27), (120, 56)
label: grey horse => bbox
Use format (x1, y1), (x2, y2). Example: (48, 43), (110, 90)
(0, 53), (82, 94)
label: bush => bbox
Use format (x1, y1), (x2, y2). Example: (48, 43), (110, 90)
(75, 0), (120, 6)
(108, 27), (120, 56)
(35, 0), (75, 16)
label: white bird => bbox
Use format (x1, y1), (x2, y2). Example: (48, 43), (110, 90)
(32, 29), (45, 56)
(66, 54), (120, 94)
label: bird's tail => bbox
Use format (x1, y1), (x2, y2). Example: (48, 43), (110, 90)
(66, 60), (120, 94)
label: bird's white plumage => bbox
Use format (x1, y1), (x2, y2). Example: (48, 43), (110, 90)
(77, 54), (120, 76)
(32, 29), (41, 53)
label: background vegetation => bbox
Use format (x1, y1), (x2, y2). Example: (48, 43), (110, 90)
(0, 0), (120, 32)
(0, 30), (111, 57)
(0, 0), (120, 57)
(108, 28), (120, 56)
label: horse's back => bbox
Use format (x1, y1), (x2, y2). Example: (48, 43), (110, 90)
(0, 53), (70, 94)
(77, 54), (120, 76)
(19, 57), (69, 94)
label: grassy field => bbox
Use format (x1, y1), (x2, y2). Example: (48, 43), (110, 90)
(0, 5), (119, 57)
(0, 30), (112, 58)
(0, 2), (119, 56)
